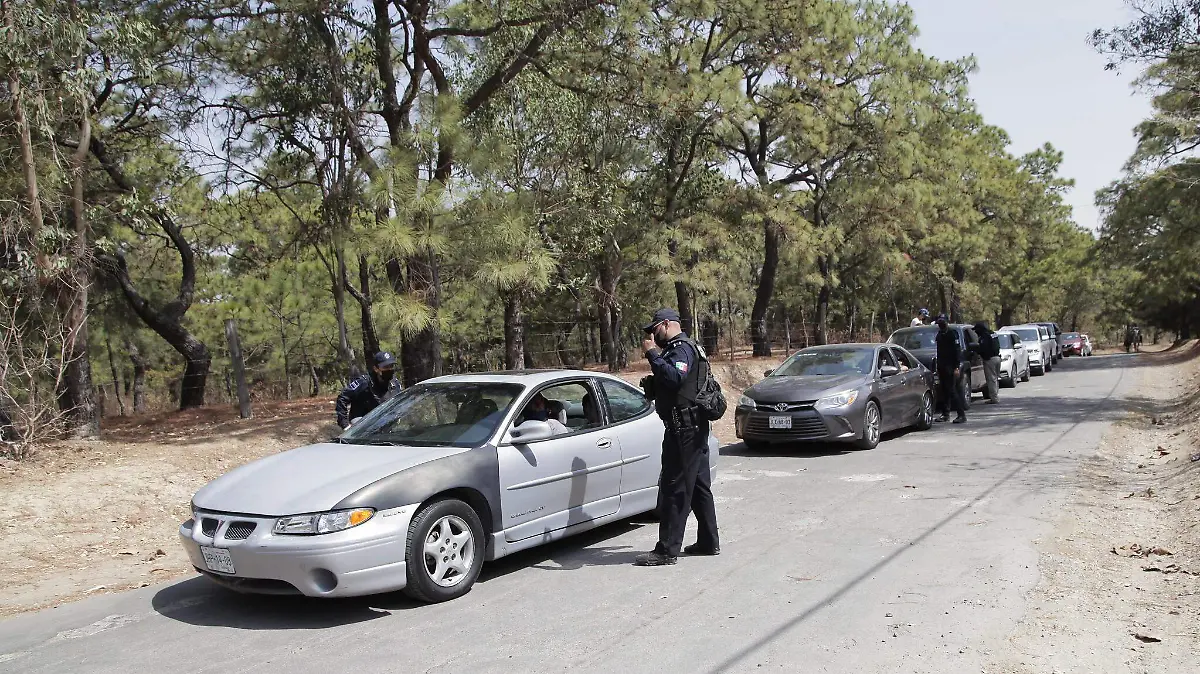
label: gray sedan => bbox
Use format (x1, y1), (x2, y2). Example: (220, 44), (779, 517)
(734, 344), (935, 450)
(180, 370), (717, 603)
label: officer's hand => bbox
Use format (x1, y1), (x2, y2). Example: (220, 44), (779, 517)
(954, 368), (961, 377)
(642, 337), (656, 354)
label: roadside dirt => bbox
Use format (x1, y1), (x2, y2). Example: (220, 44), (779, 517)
(988, 342), (1200, 673)
(0, 357), (776, 617)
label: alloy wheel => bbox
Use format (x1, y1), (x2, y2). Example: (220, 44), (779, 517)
(422, 515), (475, 588)
(864, 402), (881, 445)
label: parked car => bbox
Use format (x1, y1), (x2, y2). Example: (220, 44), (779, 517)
(887, 323), (986, 408)
(994, 330), (1030, 386)
(1033, 322), (1063, 363)
(735, 343), (935, 451)
(1060, 332), (1084, 357)
(1080, 334), (1094, 356)
(180, 370), (716, 603)
(1001, 324), (1052, 375)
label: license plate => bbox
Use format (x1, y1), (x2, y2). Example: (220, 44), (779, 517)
(201, 546), (235, 574)
(769, 416), (792, 429)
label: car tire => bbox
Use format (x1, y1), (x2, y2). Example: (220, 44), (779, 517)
(915, 392), (934, 431)
(960, 375), (972, 410)
(403, 498), (485, 604)
(855, 400), (882, 450)
(1021, 366), (1031, 383)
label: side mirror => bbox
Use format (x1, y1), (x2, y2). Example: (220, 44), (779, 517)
(880, 364), (901, 378)
(764, 369), (774, 377)
(508, 421), (554, 444)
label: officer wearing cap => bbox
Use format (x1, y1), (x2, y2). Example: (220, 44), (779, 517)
(335, 351), (402, 429)
(634, 308), (720, 567)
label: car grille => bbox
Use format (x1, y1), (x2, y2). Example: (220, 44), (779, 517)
(224, 521), (257, 541)
(754, 400), (817, 412)
(746, 412), (828, 439)
(201, 517), (220, 537)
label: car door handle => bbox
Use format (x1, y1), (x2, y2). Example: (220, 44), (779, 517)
(597, 438), (612, 449)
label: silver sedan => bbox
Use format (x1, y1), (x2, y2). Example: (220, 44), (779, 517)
(180, 370), (718, 603)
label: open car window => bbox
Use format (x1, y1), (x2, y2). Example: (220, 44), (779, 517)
(877, 348), (898, 372)
(891, 347), (918, 370)
(510, 381), (605, 438)
(340, 382), (524, 447)
(601, 379), (652, 423)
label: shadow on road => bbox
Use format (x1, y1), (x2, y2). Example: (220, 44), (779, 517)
(151, 577), (419, 629)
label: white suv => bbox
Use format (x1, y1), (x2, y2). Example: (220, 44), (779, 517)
(1001, 324), (1052, 376)
(994, 330), (1030, 386)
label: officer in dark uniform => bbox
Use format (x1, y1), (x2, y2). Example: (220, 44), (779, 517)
(634, 308), (720, 567)
(335, 351), (402, 429)
(934, 315), (966, 424)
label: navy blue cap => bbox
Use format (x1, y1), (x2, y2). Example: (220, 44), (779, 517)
(374, 351), (396, 368)
(643, 308), (681, 332)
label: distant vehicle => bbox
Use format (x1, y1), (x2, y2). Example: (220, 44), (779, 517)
(1000, 324), (1052, 376)
(994, 330), (1030, 386)
(180, 370), (717, 603)
(735, 343), (935, 451)
(1060, 332), (1084, 357)
(1033, 322), (1063, 363)
(886, 323), (985, 409)
(1080, 334), (1094, 356)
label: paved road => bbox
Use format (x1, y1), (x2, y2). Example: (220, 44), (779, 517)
(0, 354), (1140, 673)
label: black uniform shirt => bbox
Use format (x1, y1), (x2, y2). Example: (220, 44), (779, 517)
(645, 334), (699, 419)
(335, 374), (402, 428)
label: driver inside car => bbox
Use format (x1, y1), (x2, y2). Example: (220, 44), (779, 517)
(515, 393), (570, 436)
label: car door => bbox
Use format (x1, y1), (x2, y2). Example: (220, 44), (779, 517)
(960, 327), (983, 389)
(497, 380), (622, 543)
(598, 378), (662, 498)
(890, 346), (924, 421)
(875, 347), (906, 430)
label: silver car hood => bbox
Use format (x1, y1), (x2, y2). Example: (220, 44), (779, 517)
(191, 442), (470, 516)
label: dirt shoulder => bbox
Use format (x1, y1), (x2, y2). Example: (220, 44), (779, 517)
(0, 359), (771, 618)
(988, 343), (1200, 673)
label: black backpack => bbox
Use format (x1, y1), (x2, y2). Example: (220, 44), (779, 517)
(681, 338), (727, 421)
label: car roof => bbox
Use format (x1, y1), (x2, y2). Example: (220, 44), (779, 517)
(422, 369), (630, 387)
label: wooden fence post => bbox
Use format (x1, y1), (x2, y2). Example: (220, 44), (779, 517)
(224, 318), (252, 419)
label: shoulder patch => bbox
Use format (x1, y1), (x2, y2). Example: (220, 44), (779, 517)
(347, 378), (364, 391)
(675, 361), (689, 373)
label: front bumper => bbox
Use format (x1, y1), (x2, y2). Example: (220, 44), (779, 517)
(734, 402), (862, 444)
(1063, 345), (1081, 356)
(179, 504), (419, 597)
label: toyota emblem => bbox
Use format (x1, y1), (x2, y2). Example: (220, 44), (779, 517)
(774, 403), (789, 412)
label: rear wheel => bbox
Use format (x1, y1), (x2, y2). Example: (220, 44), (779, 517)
(915, 392), (934, 431)
(1021, 365), (1031, 383)
(960, 374), (972, 410)
(855, 401), (881, 450)
(403, 499), (485, 604)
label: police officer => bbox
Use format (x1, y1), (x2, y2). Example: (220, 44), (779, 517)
(634, 308), (720, 567)
(934, 315), (966, 424)
(335, 351), (402, 429)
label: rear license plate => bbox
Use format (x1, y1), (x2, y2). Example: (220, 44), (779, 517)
(769, 416), (792, 429)
(201, 546), (235, 574)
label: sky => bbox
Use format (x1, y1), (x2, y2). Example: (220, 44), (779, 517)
(901, 0), (1155, 232)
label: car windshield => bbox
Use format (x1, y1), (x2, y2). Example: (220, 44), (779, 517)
(888, 328), (937, 350)
(772, 347), (874, 376)
(1062, 333), (1080, 340)
(339, 382), (524, 447)
(1010, 328), (1040, 342)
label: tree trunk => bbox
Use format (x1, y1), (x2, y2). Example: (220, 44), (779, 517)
(332, 244), (360, 380)
(7, 68), (45, 245)
(950, 261), (966, 324)
(750, 222), (779, 357)
(278, 314), (292, 400)
(401, 253), (441, 386)
(815, 257), (831, 346)
(105, 335), (125, 417)
(701, 311), (719, 355)
(350, 253), (379, 369)
(61, 111), (99, 439)
(504, 293), (525, 370)
(597, 251), (624, 372)
(675, 281), (693, 335)
(998, 306), (1014, 329)
(126, 338), (147, 413)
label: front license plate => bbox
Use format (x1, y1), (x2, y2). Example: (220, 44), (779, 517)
(201, 546), (235, 574)
(769, 415), (792, 429)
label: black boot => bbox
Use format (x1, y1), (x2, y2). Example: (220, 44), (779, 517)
(683, 543), (721, 556)
(634, 551), (677, 566)
(953, 413), (967, 424)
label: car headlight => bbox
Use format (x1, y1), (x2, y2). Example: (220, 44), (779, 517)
(738, 395), (756, 408)
(273, 508), (375, 535)
(815, 390), (859, 410)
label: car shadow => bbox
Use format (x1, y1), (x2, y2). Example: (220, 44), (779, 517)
(479, 521), (647, 579)
(151, 576), (421, 629)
